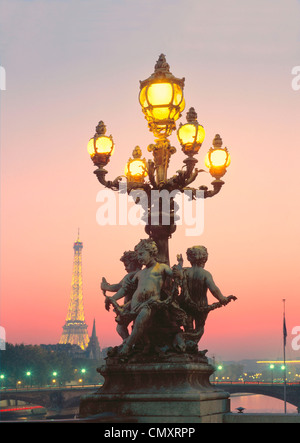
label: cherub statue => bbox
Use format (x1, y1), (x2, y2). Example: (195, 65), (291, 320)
(101, 250), (142, 340)
(104, 239), (184, 355)
(118, 238), (175, 355)
(104, 241), (235, 360)
(173, 245), (236, 346)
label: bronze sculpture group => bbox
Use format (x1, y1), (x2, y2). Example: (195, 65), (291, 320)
(101, 239), (236, 361)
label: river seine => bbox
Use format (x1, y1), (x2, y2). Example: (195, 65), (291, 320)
(230, 393), (298, 414)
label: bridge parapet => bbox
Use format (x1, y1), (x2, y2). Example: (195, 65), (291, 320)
(0, 386), (98, 411)
(1, 383), (300, 413)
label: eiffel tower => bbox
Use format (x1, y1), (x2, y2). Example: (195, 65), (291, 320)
(59, 230), (90, 350)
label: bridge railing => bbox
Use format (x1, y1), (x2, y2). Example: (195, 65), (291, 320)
(213, 381), (300, 386)
(0, 384), (102, 394)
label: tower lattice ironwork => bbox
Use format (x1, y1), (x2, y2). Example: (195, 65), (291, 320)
(59, 231), (89, 350)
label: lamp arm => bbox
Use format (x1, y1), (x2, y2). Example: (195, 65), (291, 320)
(126, 182), (152, 195)
(199, 179), (224, 198)
(181, 179), (224, 200)
(163, 166), (205, 192)
(94, 167), (153, 196)
(94, 167), (123, 191)
(183, 168), (206, 186)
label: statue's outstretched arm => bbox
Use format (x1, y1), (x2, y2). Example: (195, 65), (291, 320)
(205, 271), (229, 304)
(101, 276), (122, 293)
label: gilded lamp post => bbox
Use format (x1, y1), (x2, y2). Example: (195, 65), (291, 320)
(80, 55), (236, 422)
(87, 54), (231, 264)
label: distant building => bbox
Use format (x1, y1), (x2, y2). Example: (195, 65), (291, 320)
(85, 319), (101, 360)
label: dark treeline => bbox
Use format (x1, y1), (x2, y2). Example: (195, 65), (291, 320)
(0, 343), (104, 387)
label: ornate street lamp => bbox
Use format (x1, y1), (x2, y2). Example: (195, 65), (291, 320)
(177, 106), (205, 179)
(205, 133), (231, 180)
(139, 54), (185, 140)
(87, 120), (114, 168)
(87, 54), (231, 264)
(177, 107), (205, 156)
(125, 146), (148, 184)
(81, 56), (237, 422)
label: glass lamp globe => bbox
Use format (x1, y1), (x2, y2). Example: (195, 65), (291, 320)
(125, 146), (148, 183)
(205, 149), (231, 169)
(205, 134), (231, 180)
(87, 121), (114, 167)
(177, 107), (205, 156)
(139, 54), (185, 138)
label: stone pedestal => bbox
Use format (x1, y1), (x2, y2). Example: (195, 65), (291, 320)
(79, 354), (230, 423)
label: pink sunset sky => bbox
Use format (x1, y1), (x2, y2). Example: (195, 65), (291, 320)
(0, 0), (300, 362)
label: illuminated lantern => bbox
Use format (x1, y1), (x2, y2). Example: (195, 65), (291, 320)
(139, 54), (185, 138)
(177, 107), (205, 156)
(87, 121), (114, 167)
(125, 146), (148, 183)
(205, 134), (231, 180)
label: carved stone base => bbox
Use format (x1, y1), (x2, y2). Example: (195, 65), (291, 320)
(79, 354), (230, 423)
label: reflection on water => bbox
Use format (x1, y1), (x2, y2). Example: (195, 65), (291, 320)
(1, 394), (298, 421)
(230, 393), (298, 414)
